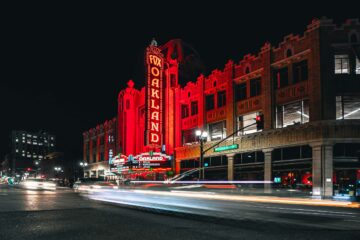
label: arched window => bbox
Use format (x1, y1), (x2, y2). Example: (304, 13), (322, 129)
(286, 48), (293, 58)
(350, 33), (358, 43)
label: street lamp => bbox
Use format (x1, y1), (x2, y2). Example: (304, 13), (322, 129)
(195, 130), (208, 180)
(79, 161), (88, 178)
(54, 166), (62, 178)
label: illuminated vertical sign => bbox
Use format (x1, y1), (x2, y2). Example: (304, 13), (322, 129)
(145, 44), (164, 147)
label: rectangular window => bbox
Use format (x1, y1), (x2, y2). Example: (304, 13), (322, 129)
(182, 128), (197, 144)
(293, 60), (308, 83)
(356, 57), (360, 74)
(276, 99), (309, 128)
(170, 74), (177, 87)
(209, 121), (226, 141)
(191, 101), (198, 116)
(181, 104), (189, 118)
(334, 54), (349, 74)
(250, 78), (261, 97)
(238, 112), (261, 135)
(217, 91), (226, 107)
(273, 67), (289, 89)
(235, 83), (247, 101)
(205, 94), (215, 111)
(336, 96), (360, 119)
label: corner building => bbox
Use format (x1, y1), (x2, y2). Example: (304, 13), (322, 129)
(83, 18), (360, 198)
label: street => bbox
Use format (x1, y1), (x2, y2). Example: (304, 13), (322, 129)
(0, 184), (359, 240)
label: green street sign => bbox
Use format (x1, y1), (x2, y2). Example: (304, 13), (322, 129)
(214, 144), (239, 152)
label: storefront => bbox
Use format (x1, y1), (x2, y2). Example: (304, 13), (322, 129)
(109, 152), (173, 181)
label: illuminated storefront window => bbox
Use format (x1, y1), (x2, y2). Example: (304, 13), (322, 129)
(276, 99), (309, 128)
(334, 54), (349, 74)
(336, 96), (360, 119)
(209, 121), (226, 141)
(356, 57), (360, 74)
(237, 112), (261, 135)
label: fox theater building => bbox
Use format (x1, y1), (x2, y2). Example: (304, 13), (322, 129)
(83, 17), (360, 199)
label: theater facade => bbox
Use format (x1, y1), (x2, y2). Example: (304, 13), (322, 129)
(83, 17), (360, 198)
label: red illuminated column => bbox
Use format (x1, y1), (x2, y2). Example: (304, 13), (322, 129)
(175, 160), (181, 175)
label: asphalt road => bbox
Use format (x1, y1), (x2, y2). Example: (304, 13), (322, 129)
(0, 184), (359, 240)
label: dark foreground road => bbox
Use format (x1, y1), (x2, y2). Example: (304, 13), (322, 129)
(0, 184), (359, 240)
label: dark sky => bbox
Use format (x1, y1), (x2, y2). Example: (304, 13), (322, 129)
(1, 2), (359, 161)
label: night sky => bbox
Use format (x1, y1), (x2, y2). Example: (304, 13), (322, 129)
(2, 3), (359, 162)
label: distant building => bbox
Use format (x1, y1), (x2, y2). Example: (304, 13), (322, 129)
(9, 130), (56, 174)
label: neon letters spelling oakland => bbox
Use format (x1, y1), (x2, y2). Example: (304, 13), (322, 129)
(146, 46), (163, 146)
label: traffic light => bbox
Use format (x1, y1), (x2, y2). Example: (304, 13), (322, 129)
(255, 114), (264, 130)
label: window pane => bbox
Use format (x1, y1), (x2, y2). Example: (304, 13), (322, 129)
(337, 96), (360, 120)
(343, 96), (360, 119)
(181, 105), (189, 118)
(191, 101), (198, 116)
(217, 91), (226, 107)
(273, 67), (289, 89)
(211, 157), (222, 166)
(242, 152), (256, 163)
(301, 145), (312, 158)
(283, 146), (301, 160)
(206, 95), (215, 111)
(182, 128), (197, 144)
(276, 106), (283, 128)
(276, 100), (309, 128)
(209, 121), (225, 141)
(334, 55), (349, 74)
(283, 102), (302, 127)
(293, 60), (308, 83)
(238, 112), (259, 135)
(302, 99), (310, 123)
(235, 83), (247, 101)
(272, 148), (282, 161)
(256, 151), (264, 162)
(336, 96), (344, 119)
(250, 78), (261, 97)
(356, 58), (360, 75)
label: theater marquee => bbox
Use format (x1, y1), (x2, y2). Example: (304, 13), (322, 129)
(145, 44), (164, 148)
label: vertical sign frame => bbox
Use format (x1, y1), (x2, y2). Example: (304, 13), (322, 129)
(145, 45), (164, 148)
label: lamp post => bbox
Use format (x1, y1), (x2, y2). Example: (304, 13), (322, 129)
(54, 166), (62, 178)
(195, 130), (208, 180)
(79, 161), (88, 178)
